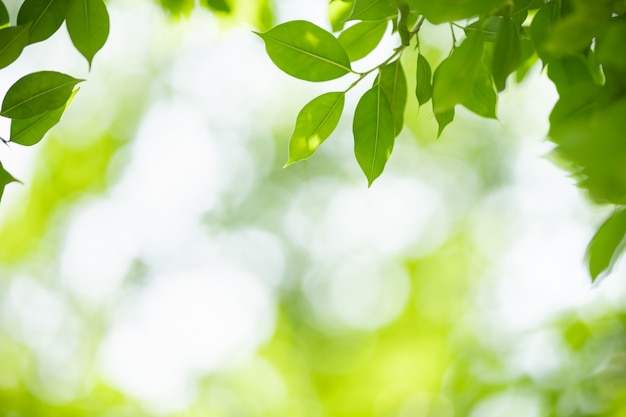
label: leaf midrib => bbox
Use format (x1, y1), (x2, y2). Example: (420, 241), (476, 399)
(265, 36), (351, 74)
(3, 80), (76, 115)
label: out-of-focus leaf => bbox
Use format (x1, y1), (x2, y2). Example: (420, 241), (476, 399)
(596, 20), (626, 72)
(1, 71), (82, 119)
(285, 92), (345, 166)
(0, 161), (19, 203)
(516, 36), (537, 83)
(353, 83), (394, 186)
(398, 4), (410, 46)
(461, 64), (497, 119)
(415, 53), (432, 105)
(0, 1), (8, 28)
(432, 31), (484, 113)
(158, 0), (194, 15)
(408, 0), (506, 24)
(529, 1), (558, 62)
(434, 106), (454, 137)
(376, 59), (407, 136)
(338, 20), (388, 62)
(0, 25), (31, 70)
(255, 20), (352, 82)
(17, 0), (69, 44)
(347, 0), (396, 21)
(203, 0), (231, 13)
(329, 0), (354, 32)
(547, 55), (595, 93)
(587, 209), (626, 281)
(66, 0), (109, 67)
(492, 17), (520, 91)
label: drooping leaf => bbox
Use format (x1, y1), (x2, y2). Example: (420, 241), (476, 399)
(434, 106), (454, 137)
(66, 0), (110, 67)
(376, 59), (407, 136)
(347, 0), (397, 22)
(432, 31), (484, 113)
(353, 82), (394, 186)
(338, 20), (388, 62)
(587, 209), (626, 281)
(398, 4), (410, 46)
(461, 64), (497, 119)
(0, 25), (31, 70)
(0, 1), (9, 28)
(492, 17), (521, 91)
(329, 0), (354, 32)
(285, 92), (345, 166)
(0, 161), (19, 203)
(415, 53), (432, 105)
(17, 0), (69, 45)
(1, 71), (82, 119)
(255, 20), (352, 82)
(10, 88), (77, 146)
(203, 0), (231, 13)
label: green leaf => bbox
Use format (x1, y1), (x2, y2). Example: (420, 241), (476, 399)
(547, 56), (595, 94)
(347, 0), (397, 22)
(409, 0), (506, 24)
(0, 25), (31, 70)
(492, 18), (521, 91)
(9, 88), (77, 146)
(329, 0), (354, 32)
(529, 0), (558, 62)
(17, 0), (69, 45)
(338, 20), (387, 62)
(415, 53), (432, 105)
(66, 0), (110, 67)
(285, 92), (345, 166)
(461, 64), (497, 119)
(203, 0), (231, 13)
(587, 209), (626, 281)
(398, 4), (410, 46)
(376, 59), (407, 136)
(255, 20), (352, 82)
(353, 82), (395, 186)
(0, 1), (9, 28)
(432, 31), (484, 113)
(0, 161), (19, 203)
(434, 106), (454, 137)
(1, 71), (82, 119)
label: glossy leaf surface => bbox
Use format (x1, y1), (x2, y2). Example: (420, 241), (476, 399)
(255, 20), (352, 82)
(1, 71), (82, 119)
(338, 20), (387, 62)
(66, 0), (110, 66)
(0, 25), (31, 70)
(353, 83), (394, 186)
(17, 0), (69, 44)
(10, 103), (66, 146)
(285, 92), (345, 166)
(377, 59), (407, 136)
(347, 0), (396, 21)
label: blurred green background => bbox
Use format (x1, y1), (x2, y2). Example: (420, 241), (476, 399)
(1, 1), (626, 416)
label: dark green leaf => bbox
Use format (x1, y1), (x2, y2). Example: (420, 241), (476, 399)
(0, 161), (19, 203)
(255, 20), (352, 82)
(66, 0), (110, 67)
(17, 0), (69, 45)
(398, 4), (410, 46)
(434, 106), (454, 137)
(547, 56), (595, 94)
(596, 20), (626, 72)
(1, 71), (82, 119)
(329, 0), (354, 32)
(347, 0), (397, 22)
(353, 82), (395, 186)
(203, 0), (231, 13)
(529, 0), (558, 62)
(0, 1), (8, 28)
(432, 31), (484, 113)
(376, 59), (407, 136)
(415, 53), (432, 105)
(587, 209), (626, 281)
(285, 92), (345, 166)
(0, 25), (31, 70)
(492, 17), (521, 91)
(338, 20), (388, 62)
(461, 64), (497, 119)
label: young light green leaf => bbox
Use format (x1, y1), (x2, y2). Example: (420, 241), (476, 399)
(432, 31), (484, 113)
(398, 4), (410, 46)
(415, 53), (432, 106)
(347, 0), (397, 21)
(255, 20), (352, 82)
(203, 0), (231, 13)
(0, 1), (9, 28)
(10, 88), (77, 146)
(434, 106), (454, 138)
(329, 0), (354, 32)
(17, 0), (69, 44)
(376, 59), (407, 136)
(410, 0), (506, 24)
(586, 209), (626, 281)
(338, 20), (387, 62)
(492, 18), (521, 91)
(461, 64), (497, 119)
(0, 25), (31, 70)
(285, 92), (345, 166)
(353, 83), (394, 186)
(0, 161), (19, 203)
(1, 71), (83, 119)
(66, 0), (110, 67)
